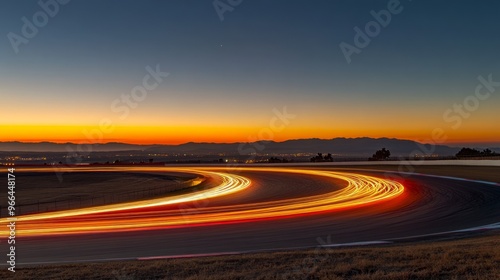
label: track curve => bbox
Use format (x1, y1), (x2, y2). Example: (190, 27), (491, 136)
(1, 166), (499, 265)
(2, 168), (403, 236)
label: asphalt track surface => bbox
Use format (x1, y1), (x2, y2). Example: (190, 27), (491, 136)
(2, 166), (500, 266)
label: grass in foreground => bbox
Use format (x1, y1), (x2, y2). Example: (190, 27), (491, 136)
(3, 232), (499, 280)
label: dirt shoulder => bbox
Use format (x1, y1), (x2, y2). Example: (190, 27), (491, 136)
(325, 164), (500, 184)
(11, 171), (204, 215)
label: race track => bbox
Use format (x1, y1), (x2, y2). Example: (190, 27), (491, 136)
(2, 166), (500, 265)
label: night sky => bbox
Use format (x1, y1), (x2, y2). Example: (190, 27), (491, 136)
(1, 0), (499, 145)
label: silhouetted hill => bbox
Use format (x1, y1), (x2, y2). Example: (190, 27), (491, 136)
(145, 138), (459, 156)
(2, 138), (495, 157)
(0, 142), (146, 152)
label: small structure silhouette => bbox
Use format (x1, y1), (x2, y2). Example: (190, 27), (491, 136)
(310, 153), (333, 162)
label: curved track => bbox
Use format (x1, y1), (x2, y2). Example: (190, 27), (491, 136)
(1, 166), (500, 265)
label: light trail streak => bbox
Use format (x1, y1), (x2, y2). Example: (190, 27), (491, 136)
(8, 167), (251, 221)
(0, 167), (404, 237)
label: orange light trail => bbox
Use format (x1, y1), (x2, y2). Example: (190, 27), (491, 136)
(7, 167), (251, 221)
(0, 167), (404, 237)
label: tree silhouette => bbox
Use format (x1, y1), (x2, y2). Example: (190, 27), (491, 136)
(482, 148), (493, 156)
(369, 148), (391, 161)
(311, 153), (334, 162)
(456, 147), (498, 158)
(324, 153), (333, 162)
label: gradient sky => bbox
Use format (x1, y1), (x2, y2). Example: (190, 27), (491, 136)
(1, 0), (499, 146)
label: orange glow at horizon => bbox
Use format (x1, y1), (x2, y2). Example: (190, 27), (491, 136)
(1, 124), (499, 145)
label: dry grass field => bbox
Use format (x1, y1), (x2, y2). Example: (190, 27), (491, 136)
(2, 232), (499, 280)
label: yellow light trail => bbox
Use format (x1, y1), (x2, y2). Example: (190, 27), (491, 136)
(0, 167), (404, 237)
(7, 167), (251, 221)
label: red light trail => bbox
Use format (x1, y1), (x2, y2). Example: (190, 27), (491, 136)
(0, 167), (404, 237)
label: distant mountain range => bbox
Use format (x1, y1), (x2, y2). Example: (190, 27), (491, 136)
(0, 142), (145, 153)
(2, 138), (499, 157)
